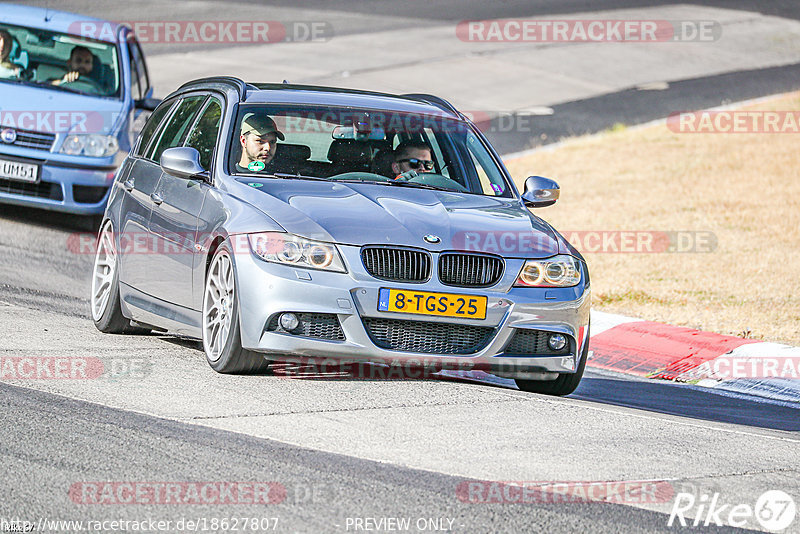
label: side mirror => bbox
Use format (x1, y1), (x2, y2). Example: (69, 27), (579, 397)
(521, 176), (560, 208)
(160, 147), (208, 181)
(135, 97), (162, 111)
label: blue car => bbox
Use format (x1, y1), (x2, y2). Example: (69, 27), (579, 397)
(0, 4), (157, 220)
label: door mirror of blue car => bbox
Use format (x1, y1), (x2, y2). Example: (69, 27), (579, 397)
(160, 147), (209, 181)
(521, 176), (560, 208)
(135, 97), (162, 111)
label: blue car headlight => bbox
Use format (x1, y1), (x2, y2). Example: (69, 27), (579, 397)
(514, 255), (581, 287)
(60, 134), (119, 157)
(247, 232), (347, 273)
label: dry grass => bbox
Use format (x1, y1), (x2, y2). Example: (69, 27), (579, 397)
(504, 92), (800, 345)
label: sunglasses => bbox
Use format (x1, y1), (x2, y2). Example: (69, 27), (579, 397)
(398, 158), (435, 171)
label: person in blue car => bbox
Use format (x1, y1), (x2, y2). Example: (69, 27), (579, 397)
(51, 46), (94, 87)
(0, 29), (22, 78)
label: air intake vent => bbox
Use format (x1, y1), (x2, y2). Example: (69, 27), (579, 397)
(267, 313), (345, 340)
(73, 185), (108, 204)
(362, 317), (495, 354)
(361, 246), (431, 283)
(503, 329), (571, 356)
(0, 178), (63, 200)
(438, 253), (504, 287)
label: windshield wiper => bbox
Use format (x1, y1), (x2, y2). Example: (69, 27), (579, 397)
(238, 172), (329, 182)
(270, 172), (329, 181)
(335, 178), (454, 192)
(379, 180), (454, 192)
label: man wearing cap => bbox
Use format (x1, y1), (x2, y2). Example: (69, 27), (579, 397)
(236, 113), (285, 173)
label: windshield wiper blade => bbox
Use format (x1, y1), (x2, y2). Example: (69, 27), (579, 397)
(335, 178), (452, 192)
(381, 180), (453, 192)
(270, 172), (329, 181)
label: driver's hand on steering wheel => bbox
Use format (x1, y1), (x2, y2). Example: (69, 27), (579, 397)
(394, 170), (418, 182)
(53, 71), (81, 86)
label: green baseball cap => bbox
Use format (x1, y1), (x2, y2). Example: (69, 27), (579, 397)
(240, 113), (285, 140)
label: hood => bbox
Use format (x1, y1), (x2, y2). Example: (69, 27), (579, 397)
(0, 82), (124, 136)
(233, 178), (560, 257)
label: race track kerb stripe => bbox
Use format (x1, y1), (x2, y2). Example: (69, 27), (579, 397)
(588, 321), (760, 378)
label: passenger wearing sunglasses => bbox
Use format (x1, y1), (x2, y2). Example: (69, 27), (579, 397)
(391, 140), (435, 179)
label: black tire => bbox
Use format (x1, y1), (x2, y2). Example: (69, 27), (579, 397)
(77, 214), (104, 233)
(203, 242), (271, 374)
(515, 324), (590, 396)
(92, 220), (146, 334)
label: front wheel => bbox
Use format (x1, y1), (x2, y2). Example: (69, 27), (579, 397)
(91, 220), (142, 333)
(515, 325), (590, 396)
(202, 242), (271, 374)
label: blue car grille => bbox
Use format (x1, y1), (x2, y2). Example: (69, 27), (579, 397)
(362, 317), (495, 354)
(1, 127), (56, 151)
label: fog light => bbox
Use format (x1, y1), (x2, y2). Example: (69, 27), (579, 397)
(548, 333), (567, 351)
(279, 312), (300, 331)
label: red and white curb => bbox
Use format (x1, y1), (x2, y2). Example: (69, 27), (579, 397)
(444, 311), (800, 403)
(589, 311), (800, 403)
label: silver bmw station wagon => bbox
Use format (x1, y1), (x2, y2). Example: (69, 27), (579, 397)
(91, 77), (591, 396)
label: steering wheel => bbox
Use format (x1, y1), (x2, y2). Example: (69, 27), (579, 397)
(410, 173), (469, 192)
(61, 77), (103, 94)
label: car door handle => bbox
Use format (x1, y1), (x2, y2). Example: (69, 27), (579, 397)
(150, 192), (163, 205)
(123, 179), (135, 192)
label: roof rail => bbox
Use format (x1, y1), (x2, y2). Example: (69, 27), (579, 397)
(176, 76), (249, 100)
(249, 82), (399, 99)
(402, 93), (460, 115)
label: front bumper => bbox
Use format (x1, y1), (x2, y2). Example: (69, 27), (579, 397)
(234, 243), (591, 379)
(0, 151), (118, 215)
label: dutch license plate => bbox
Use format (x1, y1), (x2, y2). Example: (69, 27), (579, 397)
(378, 288), (487, 319)
(0, 157), (39, 183)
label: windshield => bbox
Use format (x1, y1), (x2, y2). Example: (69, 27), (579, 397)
(0, 22), (121, 98)
(229, 104), (512, 197)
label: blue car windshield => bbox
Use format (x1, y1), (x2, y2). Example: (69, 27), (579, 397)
(229, 104), (513, 197)
(0, 22), (121, 98)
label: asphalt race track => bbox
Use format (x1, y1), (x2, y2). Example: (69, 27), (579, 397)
(1, 1), (800, 533)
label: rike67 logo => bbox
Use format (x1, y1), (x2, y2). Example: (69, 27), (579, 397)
(668, 490), (796, 531)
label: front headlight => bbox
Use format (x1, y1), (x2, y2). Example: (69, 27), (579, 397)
(247, 232), (347, 273)
(514, 255), (581, 287)
(60, 134), (119, 157)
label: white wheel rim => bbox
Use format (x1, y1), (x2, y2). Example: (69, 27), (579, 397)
(203, 250), (236, 362)
(91, 221), (116, 322)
